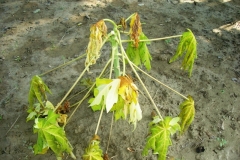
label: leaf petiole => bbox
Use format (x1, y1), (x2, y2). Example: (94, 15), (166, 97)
(121, 35), (182, 43)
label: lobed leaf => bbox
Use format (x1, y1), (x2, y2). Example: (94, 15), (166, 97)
(33, 110), (75, 159)
(143, 116), (181, 160)
(169, 29), (197, 77)
(178, 95), (195, 135)
(82, 137), (103, 160)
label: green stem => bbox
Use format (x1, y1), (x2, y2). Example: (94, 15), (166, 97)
(131, 62), (189, 100)
(109, 33), (121, 78)
(103, 19), (118, 28)
(121, 35), (182, 43)
(125, 13), (136, 22)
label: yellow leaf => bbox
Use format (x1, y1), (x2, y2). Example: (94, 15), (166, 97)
(179, 95), (195, 134)
(118, 76), (138, 104)
(118, 76), (141, 129)
(85, 20), (107, 71)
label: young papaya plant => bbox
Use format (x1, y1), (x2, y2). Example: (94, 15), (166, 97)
(26, 12), (197, 160)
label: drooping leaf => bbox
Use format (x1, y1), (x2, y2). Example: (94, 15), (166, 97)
(83, 135), (103, 160)
(27, 101), (55, 121)
(126, 32), (152, 70)
(28, 75), (51, 109)
(139, 33), (152, 70)
(118, 76), (142, 129)
(143, 116), (181, 160)
(169, 29), (197, 77)
(178, 95), (195, 134)
(33, 110), (76, 159)
(85, 20), (107, 71)
(119, 17), (127, 31)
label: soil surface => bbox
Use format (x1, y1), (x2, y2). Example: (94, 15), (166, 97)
(0, 0), (240, 160)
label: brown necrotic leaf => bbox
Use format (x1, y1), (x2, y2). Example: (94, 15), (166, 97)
(129, 13), (142, 48)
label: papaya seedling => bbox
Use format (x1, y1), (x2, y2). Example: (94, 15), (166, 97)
(26, 12), (197, 160)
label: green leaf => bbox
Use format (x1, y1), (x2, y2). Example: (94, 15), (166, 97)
(26, 101), (55, 122)
(110, 96), (125, 120)
(169, 29), (197, 77)
(82, 140), (103, 160)
(179, 95), (195, 134)
(28, 75), (51, 109)
(33, 110), (75, 159)
(143, 116), (181, 160)
(126, 32), (152, 70)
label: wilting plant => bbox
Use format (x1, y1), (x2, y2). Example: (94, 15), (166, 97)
(26, 13), (197, 160)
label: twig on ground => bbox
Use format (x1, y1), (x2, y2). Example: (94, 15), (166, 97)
(5, 114), (20, 135)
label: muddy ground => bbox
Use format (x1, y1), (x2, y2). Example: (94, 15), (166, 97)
(0, 0), (240, 160)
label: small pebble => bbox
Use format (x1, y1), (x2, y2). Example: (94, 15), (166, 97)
(232, 78), (238, 82)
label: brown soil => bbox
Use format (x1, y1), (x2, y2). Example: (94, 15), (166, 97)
(0, 0), (240, 160)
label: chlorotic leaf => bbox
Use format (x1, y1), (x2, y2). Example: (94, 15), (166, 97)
(33, 110), (75, 159)
(89, 79), (120, 113)
(82, 136), (103, 160)
(118, 76), (142, 129)
(142, 116), (181, 160)
(169, 29), (197, 77)
(179, 95), (195, 134)
(28, 75), (51, 109)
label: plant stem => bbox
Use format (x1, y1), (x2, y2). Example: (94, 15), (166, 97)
(54, 65), (89, 112)
(116, 28), (126, 75)
(66, 59), (112, 126)
(122, 48), (163, 120)
(106, 111), (114, 154)
(121, 35), (182, 43)
(93, 59), (112, 135)
(109, 33), (121, 78)
(131, 62), (189, 100)
(40, 53), (86, 76)
(95, 104), (104, 135)
(125, 13), (136, 22)
(103, 19), (118, 28)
